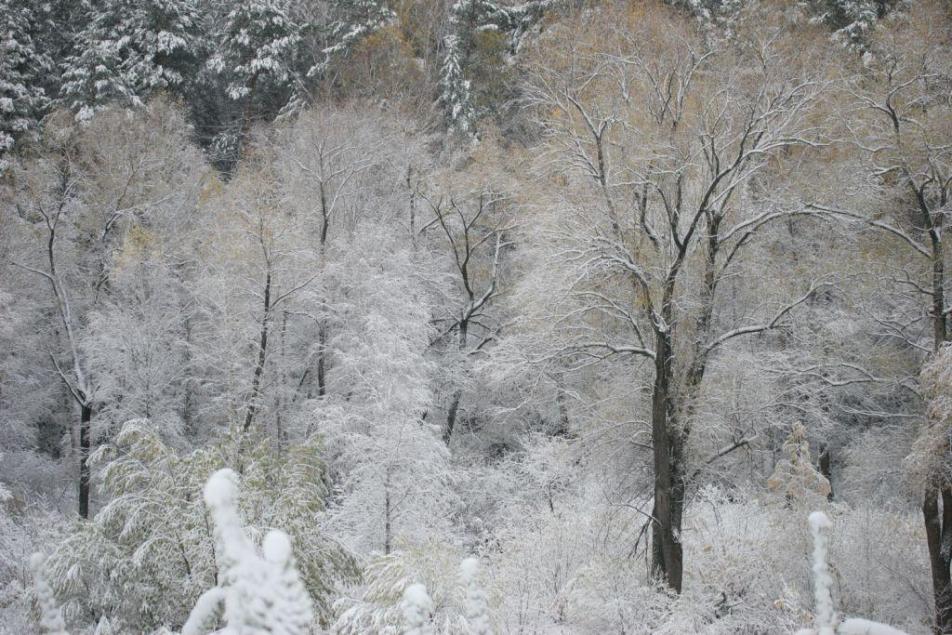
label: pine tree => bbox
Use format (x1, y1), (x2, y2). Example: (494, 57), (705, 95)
(437, 0), (558, 139)
(282, 0), (395, 117)
(93, 616), (113, 635)
(313, 0), (395, 76)
(807, 0), (899, 49)
(205, 0), (301, 166)
(767, 423), (832, 504)
(0, 0), (53, 168)
(60, 0), (201, 121)
(438, 32), (477, 139)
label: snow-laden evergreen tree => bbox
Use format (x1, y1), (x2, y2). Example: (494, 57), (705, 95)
(478, 0), (561, 52)
(805, 0), (900, 49)
(438, 0), (559, 139)
(312, 0), (395, 76)
(30, 553), (67, 635)
(263, 531), (314, 635)
(92, 616), (113, 635)
(207, 0), (300, 102)
(401, 584), (435, 635)
(767, 423), (833, 504)
(60, 0), (201, 121)
(438, 32), (477, 139)
(0, 0), (52, 169)
(281, 0), (395, 117)
(183, 469), (314, 635)
(669, 0), (745, 38)
(206, 0), (301, 164)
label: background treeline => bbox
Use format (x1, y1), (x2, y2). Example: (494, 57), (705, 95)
(2, 1), (951, 634)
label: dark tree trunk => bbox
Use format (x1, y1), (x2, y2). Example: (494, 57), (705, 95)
(243, 270), (271, 432)
(650, 327), (684, 593)
(819, 444), (834, 501)
(925, 215), (951, 634)
(79, 402), (92, 519)
(384, 472), (392, 555)
(926, 488), (952, 633)
(444, 319), (468, 444)
(555, 382), (571, 437)
(444, 391), (462, 444)
(233, 72), (259, 169)
(317, 320), (327, 398)
(182, 316), (194, 436)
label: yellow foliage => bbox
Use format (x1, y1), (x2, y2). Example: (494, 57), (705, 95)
(113, 224), (157, 273)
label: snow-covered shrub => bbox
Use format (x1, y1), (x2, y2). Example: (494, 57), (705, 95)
(44, 421), (356, 632)
(31, 553), (67, 635)
(0, 484), (64, 635)
(484, 476), (928, 634)
(332, 545), (457, 634)
(332, 548), (496, 634)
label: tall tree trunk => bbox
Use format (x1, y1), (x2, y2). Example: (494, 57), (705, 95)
(78, 402), (92, 519)
(384, 471), (392, 555)
(316, 320), (327, 398)
(231, 72), (259, 171)
(444, 319), (468, 444)
(243, 270), (271, 432)
(182, 316), (194, 436)
(926, 489), (952, 633)
(650, 327), (684, 593)
(444, 392), (462, 444)
(555, 381), (571, 437)
(819, 444), (834, 501)
(925, 221), (951, 634)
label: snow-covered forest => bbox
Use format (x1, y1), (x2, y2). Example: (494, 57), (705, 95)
(0, 0), (950, 633)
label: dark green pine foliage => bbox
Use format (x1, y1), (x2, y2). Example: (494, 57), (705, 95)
(438, 0), (558, 140)
(60, 0), (202, 121)
(0, 0), (54, 168)
(205, 0), (301, 168)
(810, 0), (899, 48)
